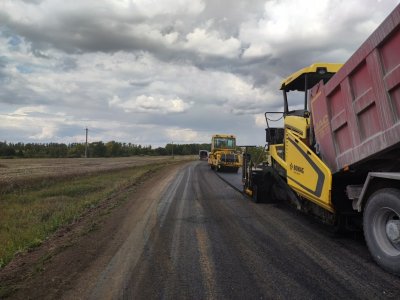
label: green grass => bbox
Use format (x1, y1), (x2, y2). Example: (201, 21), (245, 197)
(0, 161), (174, 269)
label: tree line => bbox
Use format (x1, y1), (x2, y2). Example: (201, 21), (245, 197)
(0, 141), (211, 158)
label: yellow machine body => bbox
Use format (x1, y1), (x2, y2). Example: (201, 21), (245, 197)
(208, 134), (241, 171)
(270, 132), (334, 212)
(267, 63), (343, 213)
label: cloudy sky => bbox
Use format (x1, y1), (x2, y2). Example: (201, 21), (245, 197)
(0, 0), (399, 147)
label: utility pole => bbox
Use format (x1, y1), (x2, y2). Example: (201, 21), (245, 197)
(171, 141), (174, 159)
(85, 127), (88, 158)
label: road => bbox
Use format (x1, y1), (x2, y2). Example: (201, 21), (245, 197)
(90, 160), (400, 299)
(216, 166), (243, 191)
(8, 160), (400, 299)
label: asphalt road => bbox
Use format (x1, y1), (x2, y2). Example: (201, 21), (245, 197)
(216, 166), (243, 191)
(102, 160), (400, 299)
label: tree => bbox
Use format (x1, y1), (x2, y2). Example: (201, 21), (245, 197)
(246, 146), (266, 165)
(91, 141), (107, 157)
(0, 141), (213, 158)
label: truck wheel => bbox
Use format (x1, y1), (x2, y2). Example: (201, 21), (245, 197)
(363, 188), (400, 275)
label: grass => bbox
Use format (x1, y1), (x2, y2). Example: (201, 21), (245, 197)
(0, 159), (187, 269)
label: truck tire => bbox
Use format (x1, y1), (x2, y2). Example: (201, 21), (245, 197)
(363, 188), (400, 275)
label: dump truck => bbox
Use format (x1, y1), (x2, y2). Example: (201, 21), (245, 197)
(208, 134), (241, 172)
(243, 4), (400, 275)
(199, 150), (208, 160)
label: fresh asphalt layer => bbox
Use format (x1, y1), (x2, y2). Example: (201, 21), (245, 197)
(121, 161), (400, 299)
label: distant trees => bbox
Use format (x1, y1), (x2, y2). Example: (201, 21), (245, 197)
(0, 142), (16, 157)
(0, 141), (211, 158)
(246, 146), (267, 165)
(165, 143), (211, 156)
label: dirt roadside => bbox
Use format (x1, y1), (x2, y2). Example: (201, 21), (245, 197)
(0, 160), (188, 299)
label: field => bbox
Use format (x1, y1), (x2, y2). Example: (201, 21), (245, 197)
(0, 156), (193, 270)
(0, 156), (179, 194)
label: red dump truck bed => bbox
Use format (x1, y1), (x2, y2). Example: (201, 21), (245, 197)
(310, 4), (400, 173)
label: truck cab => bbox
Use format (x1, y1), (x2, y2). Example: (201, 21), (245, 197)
(208, 134), (241, 172)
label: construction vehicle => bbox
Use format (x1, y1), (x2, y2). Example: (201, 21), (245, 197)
(208, 134), (241, 172)
(243, 4), (400, 275)
(199, 150), (208, 161)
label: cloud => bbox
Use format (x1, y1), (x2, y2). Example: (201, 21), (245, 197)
(165, 127), (205, 143)
(14, 105), (47, 116)
(0, 0), (398, 147)
(109, 94), (192, 114)
(29, 125), (57, 140)
(184, 27), (241, 58)
(131, 0), (205, 17)
(0, 0), (206, 55)
(1, 107), (62, 141)
(240, 0), (398, 65)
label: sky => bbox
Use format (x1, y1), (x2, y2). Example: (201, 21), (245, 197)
(0, 0), (399, 147)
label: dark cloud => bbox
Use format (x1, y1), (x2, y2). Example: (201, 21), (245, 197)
(0, 56), (8, 68)
(32, 49), (50, 59)
(59, 57), (78, 71)
(0, 0), (398, 145)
